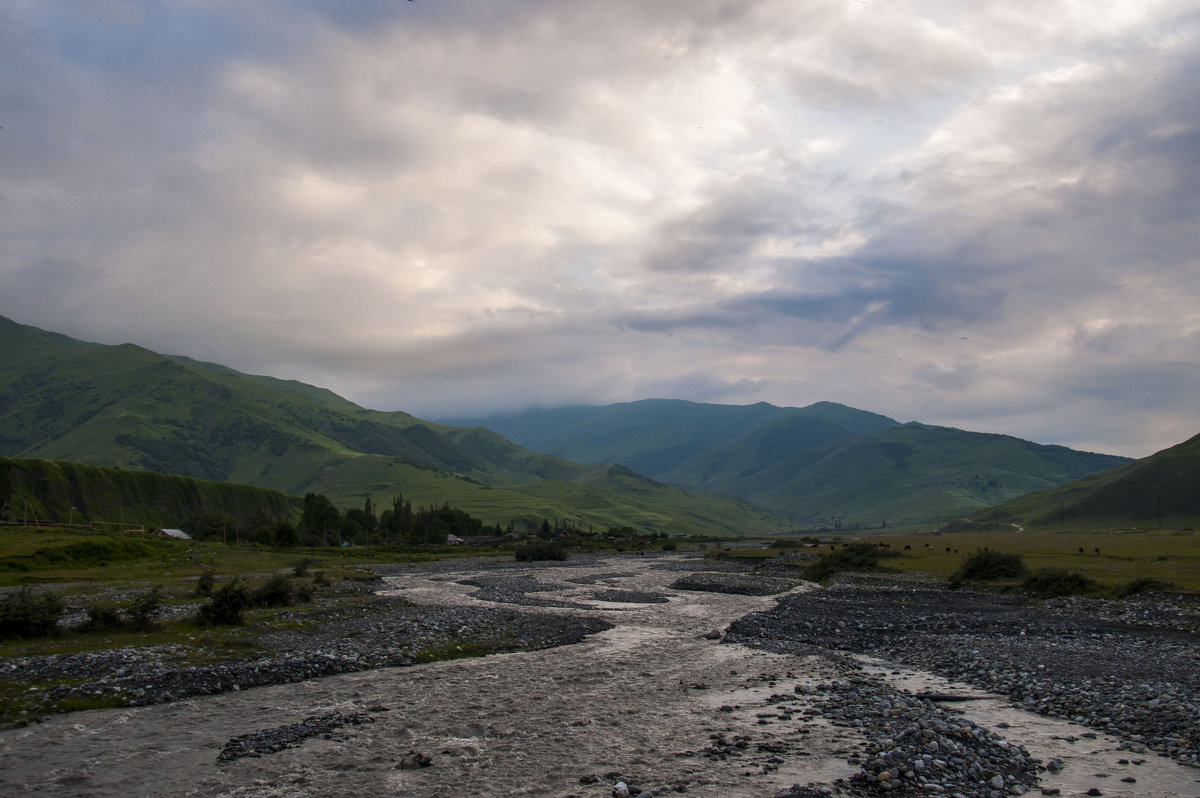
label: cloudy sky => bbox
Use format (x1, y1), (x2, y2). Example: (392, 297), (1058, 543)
(2, 1), (1198, 458)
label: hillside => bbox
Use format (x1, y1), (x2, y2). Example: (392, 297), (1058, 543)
(445, 401), (1129, 527)
(668, 422), (1129, 527)
(968, 431), (1200, 529)
(0, 316), (788, 536)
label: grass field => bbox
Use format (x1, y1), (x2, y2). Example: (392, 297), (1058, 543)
(0, 524), (515, 671)
(723, 529), (1200, 592)
(0, 524), (499, 590)
(875, 530), (1200, 590)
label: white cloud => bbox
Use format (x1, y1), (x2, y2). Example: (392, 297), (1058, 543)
(0, 0), (1197, 458)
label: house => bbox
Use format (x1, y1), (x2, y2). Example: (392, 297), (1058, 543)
(152, 528), (191, 540)
(446, 534), (465, 545)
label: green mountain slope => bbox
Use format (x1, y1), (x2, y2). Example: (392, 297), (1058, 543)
(673, 423), (1129, 527)
(443, 399), (1128, 527)
(440, 399), (898, 476)
(0, 316), (786, 536)
(969, 431), (1200, 528)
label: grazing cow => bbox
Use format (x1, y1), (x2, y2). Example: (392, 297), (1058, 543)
(1094, 547), (1100, 555)
(1079, 547), (1084, 554)
(903, 545), (911, 551)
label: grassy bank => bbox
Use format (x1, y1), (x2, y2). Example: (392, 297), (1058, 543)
(717, 530), (1200, 593)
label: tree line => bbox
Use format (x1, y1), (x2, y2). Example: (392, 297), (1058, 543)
(297, 492), (503, 547)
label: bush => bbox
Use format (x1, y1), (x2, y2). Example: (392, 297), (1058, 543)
(195, 569), (216, 597)
(311, 570), (329, 587)
(661, 540), (677, 551)
(250, 525), (276, 546)
(0, 588), (65, 639)
(803, 543), (893, 582)
(1022, 568), (1097, 598)
(292, 558), (313, 578)
(515, 543), (567, 562)
(197, 581), (251, 626)
(251, 574), (294, 607)
(950, 549), (1026, 584)
(125, 587), (163, 631)
(1113, 576), (1175, 598)
(81, 603), (123, 632)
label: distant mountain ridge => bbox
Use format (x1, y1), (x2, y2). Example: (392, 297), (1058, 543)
(437, 399), (898, 477)
(445, 401), (1131, 527)
(0, 316), (788, 536)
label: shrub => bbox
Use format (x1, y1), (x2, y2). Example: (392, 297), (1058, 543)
(250, 525), (276, 546)
(251, 574), (294, 607)
(515, 543), (567, 562)
(81, 603), (123, 632)
(661, 540), (677, 552)
(125, 587), (163, 631)
(195, 569), (216, 597)
(293, 582), (315, 603)
(292, 558), (313, 578)
(803, 542), (893, 582)
(311, 570), (329, 587)
(197, 581), (251, 626)
(951, 549), (1026, 584)
(0, 588), (65, 639)
(1023, 568), (1098, 598)
(1113, 576), (1175, 598)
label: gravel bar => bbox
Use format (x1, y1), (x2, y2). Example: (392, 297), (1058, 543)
(726, 583), (1200, 780)
(1, 598), (611, 716)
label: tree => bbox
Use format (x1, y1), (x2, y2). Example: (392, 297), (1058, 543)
(301, 493), (342, 546)
(389, 494), (415, 544)
(275, 519), (299, 546)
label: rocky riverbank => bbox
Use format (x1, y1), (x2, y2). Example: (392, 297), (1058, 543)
(0, 587), (612, 723)
(725, 581), (1200, 785)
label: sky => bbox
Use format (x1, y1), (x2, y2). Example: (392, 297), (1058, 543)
(1, 0), (1198, 459)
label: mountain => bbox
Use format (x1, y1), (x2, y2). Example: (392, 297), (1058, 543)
(444, 401), (1130, 527)
(0, 316), (788, 536)
(968, 431), (1200, 529)
(438, 399), (898, 476)
(668, 422), (1130, 526)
